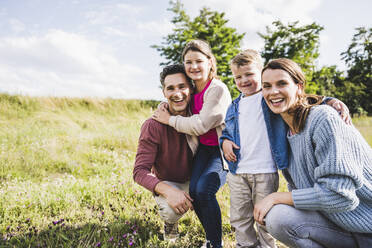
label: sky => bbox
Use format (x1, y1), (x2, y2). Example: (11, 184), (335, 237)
(0, 0), (371, 100)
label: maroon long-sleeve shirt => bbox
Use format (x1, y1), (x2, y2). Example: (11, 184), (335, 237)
(133, 119), (193, 193)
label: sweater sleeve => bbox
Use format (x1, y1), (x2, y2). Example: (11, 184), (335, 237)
(292, 107), (364, 213)
(168, 81), (231, 136)
(133, 120), (161, 193)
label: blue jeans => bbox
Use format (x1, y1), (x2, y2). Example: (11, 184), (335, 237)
(189, 144), (227, 248)
(265, 204), (372, 248)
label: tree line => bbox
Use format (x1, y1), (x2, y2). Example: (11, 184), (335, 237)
(152, 1), (371, 116)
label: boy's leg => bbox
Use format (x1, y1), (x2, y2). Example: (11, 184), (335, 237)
(265, 204), (359, 248)
(227, 173), (258, 247)
(252, 173), (279, 248)
(154, 181), (190, 224)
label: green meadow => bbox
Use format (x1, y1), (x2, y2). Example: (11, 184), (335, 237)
(0, 94), (371, 248)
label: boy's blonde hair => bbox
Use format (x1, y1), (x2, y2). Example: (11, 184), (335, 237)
(230, 49), (263, 70)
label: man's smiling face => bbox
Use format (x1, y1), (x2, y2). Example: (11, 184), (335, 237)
(162, 73), (192, 116)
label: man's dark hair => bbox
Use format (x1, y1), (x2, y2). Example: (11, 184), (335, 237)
(160, 64), (193, 88)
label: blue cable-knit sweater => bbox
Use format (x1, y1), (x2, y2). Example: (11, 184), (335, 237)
(286, 105), (372, 233)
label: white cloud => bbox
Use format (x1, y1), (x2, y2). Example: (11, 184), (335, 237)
(0, 30), (147, 98)
(181, 0), (323, 50)
(9, 18), (25, 33)
(137, 18), (174, 37)
(103, 27), (132, 37)
(84, 3), (143, 25)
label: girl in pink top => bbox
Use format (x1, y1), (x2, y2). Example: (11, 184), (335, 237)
(154, 39), (231, 248)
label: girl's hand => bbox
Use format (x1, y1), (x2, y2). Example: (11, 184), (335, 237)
(327, 99), (352, 125)
(157, 102), (169, 111)
(152, 108), (171, 125)
(222, 140), (239, 162)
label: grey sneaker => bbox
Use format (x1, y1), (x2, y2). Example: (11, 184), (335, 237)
(200, 240), (212, 248)
(164, 222), (179, 242)
(200, 240), (223, 248)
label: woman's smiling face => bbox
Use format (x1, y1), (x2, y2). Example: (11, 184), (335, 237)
(262, 68), (303, 115)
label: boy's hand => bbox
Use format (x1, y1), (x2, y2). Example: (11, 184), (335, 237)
(222, 139), (239, 162)
(327, 99), (352, 125)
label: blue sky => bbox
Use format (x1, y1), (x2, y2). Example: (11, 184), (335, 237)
(0, 0), (370, 100)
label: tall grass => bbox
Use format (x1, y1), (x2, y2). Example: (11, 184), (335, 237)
(0, 93), (371, 248)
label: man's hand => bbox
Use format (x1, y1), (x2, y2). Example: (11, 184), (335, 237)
(155, 182), (193, 215)
(152, 108), (171, 125)
(222, 139), (240, 162)
(327, 99), (352, 125)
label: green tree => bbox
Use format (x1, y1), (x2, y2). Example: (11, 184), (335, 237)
(312, 65), (341, 96)
(341, 27), (372, 114)
(313, 65), (366, 115)
(152, 0), (245, 98)
(258, 21), (324, 93)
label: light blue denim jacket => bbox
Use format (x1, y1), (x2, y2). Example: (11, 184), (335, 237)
(220, 94), (333, 174)
(219, 93), (289, 174)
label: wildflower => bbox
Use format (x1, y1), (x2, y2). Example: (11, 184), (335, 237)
(95, 242), (101, 247)
(108, 236), (114, 242)
(123, 233), (127, 239)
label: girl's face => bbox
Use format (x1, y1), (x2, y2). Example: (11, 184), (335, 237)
(262, 68), (303, 115)
(183, 50), (212, 84)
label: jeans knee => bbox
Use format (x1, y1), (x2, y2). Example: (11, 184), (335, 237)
(265, 204), (295, 240)
(194, 173), (220, 201)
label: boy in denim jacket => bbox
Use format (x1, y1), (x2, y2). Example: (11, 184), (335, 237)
(220, 49), (279, 248)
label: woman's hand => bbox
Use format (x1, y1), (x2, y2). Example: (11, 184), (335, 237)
(254, 192), (293, 225)
(152, 108), (171, 125)
(254, 193), (276, 225)
(222, 139), (239, 162)
(327, 99), (352, 125)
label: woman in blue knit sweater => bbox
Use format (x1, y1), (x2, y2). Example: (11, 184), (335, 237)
(254, 58), (372, 248)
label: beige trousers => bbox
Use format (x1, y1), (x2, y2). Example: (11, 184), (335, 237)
(154, 181), (190, 224)
(227, 172), (279, 248)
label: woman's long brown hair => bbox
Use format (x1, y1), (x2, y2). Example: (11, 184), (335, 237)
(262, 58), (324, 133)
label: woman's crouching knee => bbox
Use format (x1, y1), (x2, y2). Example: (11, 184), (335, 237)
(265, 204), (296, 241)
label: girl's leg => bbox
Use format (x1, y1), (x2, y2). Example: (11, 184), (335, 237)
(189, 144), (210, 228)
(265, 204), (358, 248)
(193, 146), (227, 248)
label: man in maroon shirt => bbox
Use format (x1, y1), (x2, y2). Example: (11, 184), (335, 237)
(133, 64), (198, 241)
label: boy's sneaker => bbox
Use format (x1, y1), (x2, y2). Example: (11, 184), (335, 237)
(164, 222), (179, 242)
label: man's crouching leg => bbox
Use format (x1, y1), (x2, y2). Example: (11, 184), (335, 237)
(154, 181), (190, 242)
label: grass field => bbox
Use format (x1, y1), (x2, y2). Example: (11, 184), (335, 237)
(0, 94), (371, 248)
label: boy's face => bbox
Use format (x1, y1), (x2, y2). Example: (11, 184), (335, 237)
(231, 63), (262, 97)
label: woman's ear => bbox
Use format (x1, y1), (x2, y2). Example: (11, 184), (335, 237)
(297, 83), (304, 95)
